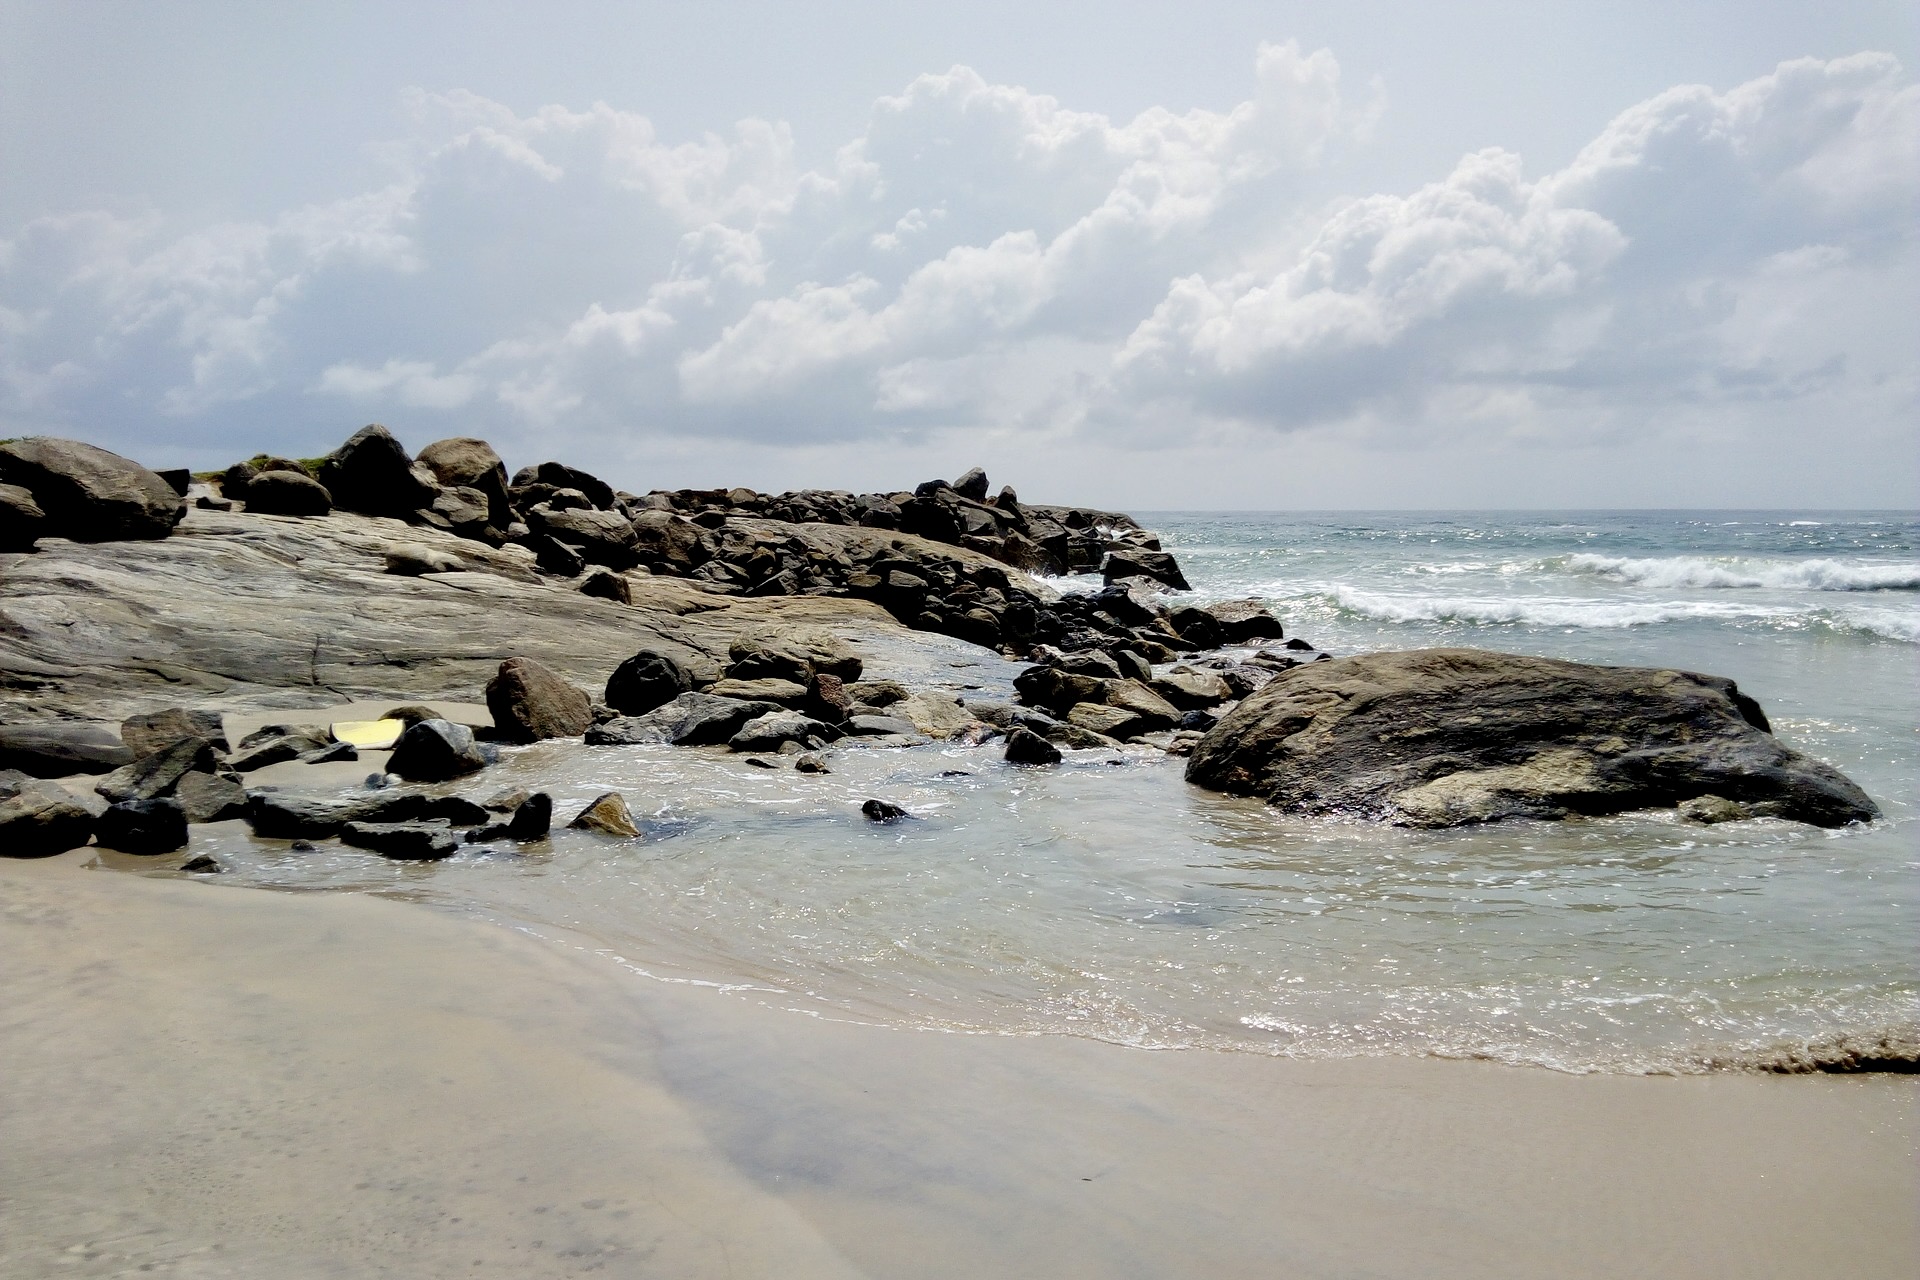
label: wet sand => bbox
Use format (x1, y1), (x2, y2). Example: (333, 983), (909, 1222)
(3, 855), (1914, 1279)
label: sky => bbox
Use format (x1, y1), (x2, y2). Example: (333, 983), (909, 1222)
(2, 0), (1916, 509)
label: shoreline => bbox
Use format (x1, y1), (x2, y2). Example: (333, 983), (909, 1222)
(5, 854), (1914, 1279)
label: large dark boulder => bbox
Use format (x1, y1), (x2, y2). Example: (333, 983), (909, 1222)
(316, 424), (436, 518)
(417, 437), (511, 526)
(1185, 648), (1880, 829)
(0, 772), (97, 856)
(1100, 549), (1189, 592)
(0, 482), (46, 551)
(953, 467), (990, 502)
(0, 437), (185, 541)
(243, 469), (333, 516)
(95, 798), (189, 854)
(385, 718), (491, 781)
(0, 722), (134, 776)
(527, 461), (616, 511)
(1206, 599), (1284, 643)
(1004, 726), (1062, 766)
(485, 657), (592, 743)
(604, 649), (695, 716)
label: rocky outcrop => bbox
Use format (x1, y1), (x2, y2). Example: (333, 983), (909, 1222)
(417, 437), (511, 526)
(0, 438), (185, 542)
(485, 657), (592, 743)
(1185, 648), (1879, 828)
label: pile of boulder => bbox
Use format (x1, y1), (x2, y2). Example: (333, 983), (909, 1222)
(205, 427), (1218, 663)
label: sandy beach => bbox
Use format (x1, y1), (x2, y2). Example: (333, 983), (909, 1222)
(4, 854), (1912, 1279)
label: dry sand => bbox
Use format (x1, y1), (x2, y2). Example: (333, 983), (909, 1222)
(3, 854), (1913, 1279)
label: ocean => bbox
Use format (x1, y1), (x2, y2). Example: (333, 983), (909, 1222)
(172, 511), (1919, 1074)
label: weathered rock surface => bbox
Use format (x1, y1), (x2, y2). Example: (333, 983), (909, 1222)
(728, 710), (839, 753)
(485, 657), (592, 743)
(172, 770), (248, 823)
(417, 437), (510, 526)
(1185, 648), (1879, 828)
(244, 789), (488, 839)
(586, 692), (782, 747)
(568, 791), (640, 837)
(95, 735), (221, 804)
(340, 820), (461, 860)
(0, 437), (185, 542)
(122, 708), (228, 757)
(243, 470), (333, 517)
(0, 771), (97, 856)
(0, 723), (133, 776)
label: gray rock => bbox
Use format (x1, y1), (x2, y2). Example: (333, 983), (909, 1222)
(227, 726), (334, 772)
(172, 770), (249, 823)
(386, 718), (491, 781)
(528, 505), (638, 569)
(604, 648), (696, 717)
(845, 714), (922, 738)
(1205, 598), (1284, 643)
(180, 855), (222, 873)
(122, 708), (228, 757)
(244, 789), (488, 839)
(953, 467), (990, 502)
(244, 470), (333, 517)
(1100, 548), (1190, 592)
(1004, 727), (1062, 766)
(417, 437), (511, 526)
(0, 482), (47, 551)
(728, 710), (839, 753)
(340, 820), (460, 861)
(726, 631), (863, 683)
(0, 773), (97, 856)
(466, 792), (553, 843)
(579, 566), (633, 604)
(95, 735), (220, 803)
(568, 791), (640, 837)
(861, 799), (910, 823)
(96, 798), (189, 854)
(485, 656), (593, 743)
(297, 740), (359, 765)
(316, 424), (436, 518)
(705, 677), (810, 706)
(0, 437), (185, 542)
(0, 722), (134, 776)
(1186, 648), (1879, 828)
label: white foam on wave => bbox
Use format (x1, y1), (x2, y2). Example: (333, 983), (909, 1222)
(1565, 554), (1920, 592)
(1310, 586), (1920, 643)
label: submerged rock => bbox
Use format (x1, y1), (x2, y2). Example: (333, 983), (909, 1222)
(340, 820), (460, 861)
(1185, 648), (1879, 828)
(244, 789), (488, 839)
(861, 799), (910, 823)
(568, 791), (640, 837)
(1004, 726), (1062, 766)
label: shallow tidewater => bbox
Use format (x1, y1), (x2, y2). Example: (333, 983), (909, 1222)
(132, 511), (1919, 1073)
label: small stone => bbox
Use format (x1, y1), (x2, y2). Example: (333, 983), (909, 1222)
(794, 754), (831, 774)
(180, 855), (222, 873)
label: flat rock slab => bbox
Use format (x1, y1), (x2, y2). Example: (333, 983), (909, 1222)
(1184, 648), (1879, 828)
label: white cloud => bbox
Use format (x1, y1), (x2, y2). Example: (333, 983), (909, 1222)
(0, 45), (1912, 502)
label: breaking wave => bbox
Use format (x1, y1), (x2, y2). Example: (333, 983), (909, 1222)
(1563, 554), (1920, 592)
(1314, 587), (1920, 643)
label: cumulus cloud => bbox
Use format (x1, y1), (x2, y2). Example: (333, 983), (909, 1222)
(0, 43), (1912, 497)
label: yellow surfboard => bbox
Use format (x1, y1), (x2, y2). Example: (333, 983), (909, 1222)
(330, 718), (405, 750)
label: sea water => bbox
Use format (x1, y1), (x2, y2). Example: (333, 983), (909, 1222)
(165, 511), (1920, 1073)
